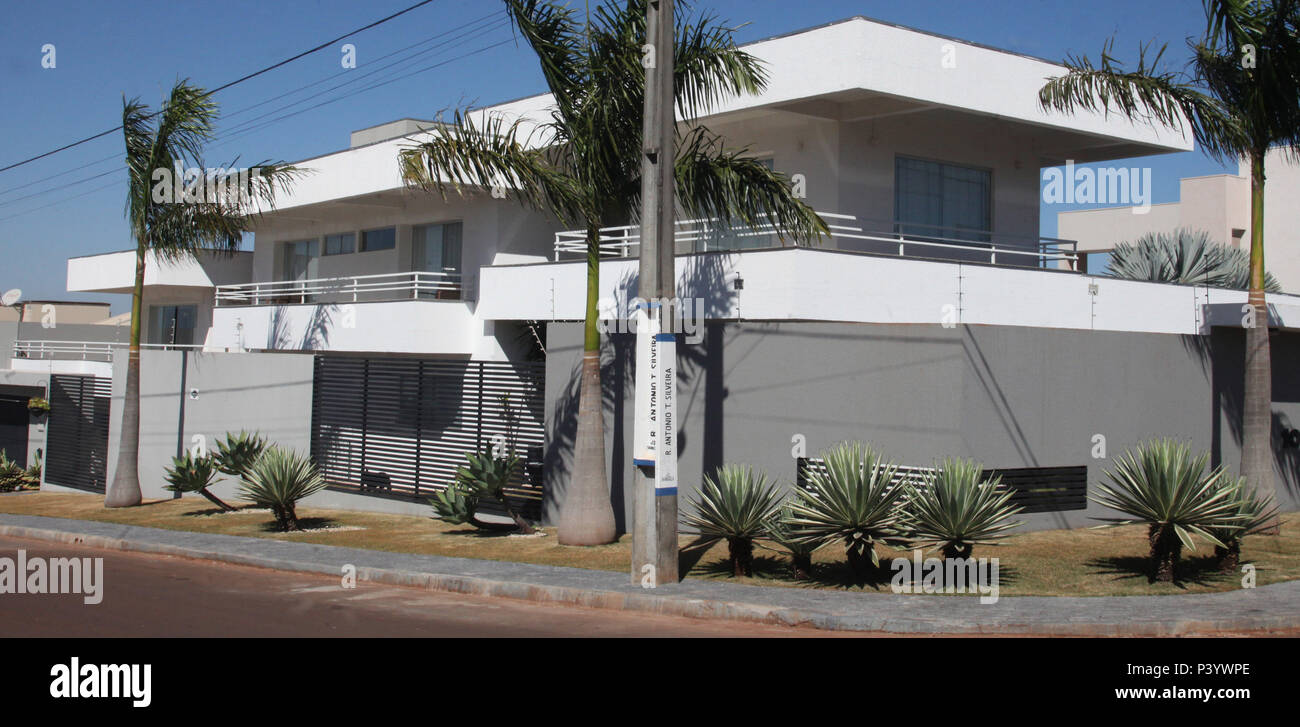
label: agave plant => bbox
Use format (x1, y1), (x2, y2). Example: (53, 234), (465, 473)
(238, 447), (326, 531)
(1205, 478), (1280, 573)
(1108, 228), (1281, 292)
(163, 450), (235, 512)
(683, 465), (783, 577)
(0, 450), (29, 492)
(902, 458), (1023, 559)
(787, 442), (908, 578)
(213, 431), (268, 478)
(1091, 439), (1242, 582)
(760, 503), (821, 580)
(430, 449), (535, 534)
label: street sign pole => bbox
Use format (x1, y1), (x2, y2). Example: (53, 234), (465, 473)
(631, 0), (677, 587)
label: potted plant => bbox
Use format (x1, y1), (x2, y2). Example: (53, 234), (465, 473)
(26, 397), (50, 416)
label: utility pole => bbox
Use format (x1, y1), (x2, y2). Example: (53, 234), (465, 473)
(631, 0), (677, 587)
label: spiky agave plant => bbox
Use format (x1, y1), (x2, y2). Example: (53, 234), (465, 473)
(0, 450), (28, 492)
(213, 430), (268, 479)
(163, 450), (235, 511)
(902, 458), (1023, 560)
(683, 465), (783, 577)
(1108, 228), (1281, 291)
(1091, 439), (1242, 582)
(238, 447), (326, 531)
(786, 442), (908, 579)
(1204, 478), (1280, 573)
(760, 503), (821, 580)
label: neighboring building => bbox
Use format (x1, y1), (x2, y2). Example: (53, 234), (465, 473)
(1057, 148), (1300, 293)
(20, 16), (1300, 526)
(0, 300), (113, 324)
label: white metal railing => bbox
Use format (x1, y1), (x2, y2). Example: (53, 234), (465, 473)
(553, 212), (1080, 270)
(213, 270), (462, 307)
(12, 340), (206, 362)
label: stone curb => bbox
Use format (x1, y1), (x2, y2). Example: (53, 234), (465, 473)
(0, 521), (1294, 635)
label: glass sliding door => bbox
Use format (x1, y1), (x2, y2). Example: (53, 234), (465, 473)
(412, 221), (462, 299)
(280, 239), (318, 302)
(148, 304), (197, 346)
(894, 157), (991, 247)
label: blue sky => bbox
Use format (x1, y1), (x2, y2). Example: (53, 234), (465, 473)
(0, 0), (1232, 311)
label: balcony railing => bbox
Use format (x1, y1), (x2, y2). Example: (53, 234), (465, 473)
(553, 212), (1079, 270)
(13, 340), (204, 362)
(214, 271), (462, 307)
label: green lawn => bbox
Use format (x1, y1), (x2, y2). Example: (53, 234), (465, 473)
(2, 491), (1297, 596)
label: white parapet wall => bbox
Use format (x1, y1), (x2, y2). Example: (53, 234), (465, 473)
(477, 248), (1300, 335)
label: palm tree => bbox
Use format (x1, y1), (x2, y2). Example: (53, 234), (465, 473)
(1108, 227), (1281, 291)
(1040, 0), (1300, 531)
(400, 0), (825, 544)
(106, 81), (301, 507)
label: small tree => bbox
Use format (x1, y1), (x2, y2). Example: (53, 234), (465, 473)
(431, 449), (537, 534)
(1091, 439), (1242, 582)
(238, 447), (326, 531)
(682, 465), (783, 577)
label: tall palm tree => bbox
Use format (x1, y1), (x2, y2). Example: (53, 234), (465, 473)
(106, 80), (302, 507)
(401, 0), (825, 544)
(1040, 0), (1300, 531)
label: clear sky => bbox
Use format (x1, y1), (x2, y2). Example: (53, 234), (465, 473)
(0, 0), (1233, 311)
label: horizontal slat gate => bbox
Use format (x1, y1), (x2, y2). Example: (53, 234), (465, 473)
(796, 458), (1087, 513)
(45, 375), (112, 493)
(311, 356), (546, 519)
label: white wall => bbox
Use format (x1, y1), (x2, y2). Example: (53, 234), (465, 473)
(478, 247), (1300, 335)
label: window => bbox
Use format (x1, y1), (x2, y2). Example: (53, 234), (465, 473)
(148, 305), (197, 346)
(281, 239), (318, 281)
(413, 221), (463, 299)
(323, 232), (355, 256)
(361, 227), (396, 252)
(894, 157), (991, 242)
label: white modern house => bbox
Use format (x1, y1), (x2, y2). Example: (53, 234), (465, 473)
(1058, 148), (1300, 293)
(25, 16), (1300, 525)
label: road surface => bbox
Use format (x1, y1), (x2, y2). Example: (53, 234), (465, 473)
(0, 535), (848, 637)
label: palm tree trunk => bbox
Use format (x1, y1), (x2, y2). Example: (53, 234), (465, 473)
(105, 243), (146, 508)
(557, 223), (617, 545)
(1242, 150), (1279, 534)
(198, 487), (236, 512)
(1149, 523), (1180, 583)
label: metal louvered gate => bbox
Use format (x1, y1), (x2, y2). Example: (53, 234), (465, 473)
(45, 375), (112, 493)
(310, 356), (546, 519)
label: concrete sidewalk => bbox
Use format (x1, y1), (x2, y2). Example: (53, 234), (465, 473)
(1, 513), (1294, 635)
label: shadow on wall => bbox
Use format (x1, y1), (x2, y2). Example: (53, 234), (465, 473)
(1183, 327), (1300, 507)
(266, 304), (338, 351)
(544, 252), (735, 531)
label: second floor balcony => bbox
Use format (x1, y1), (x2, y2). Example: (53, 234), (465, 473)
(552, 212), (1081, 271)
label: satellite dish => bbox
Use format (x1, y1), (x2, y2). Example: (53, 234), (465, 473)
(1, 289), (20, 306)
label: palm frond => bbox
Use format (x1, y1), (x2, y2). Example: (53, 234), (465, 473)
(399, 109), (584, 225)
(1039, 38), (1249, 161)
(673, 126), (827, 245)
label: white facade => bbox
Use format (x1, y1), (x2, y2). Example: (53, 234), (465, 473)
(64, 16), (1202, 358)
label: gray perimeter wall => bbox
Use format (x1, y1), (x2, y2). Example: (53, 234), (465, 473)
(45, 349), (436, 517)
(544, 321), (1300, 532)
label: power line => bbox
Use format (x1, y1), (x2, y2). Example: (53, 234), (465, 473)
(0, 9), (506, 201)
(0, 33), (516, 221)
(0, 0), (442, 175)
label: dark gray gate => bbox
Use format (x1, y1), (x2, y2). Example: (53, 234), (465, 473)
(46, 375), (112, 492)
(310, 356), (546, 518)
(0, 395), (29, 465)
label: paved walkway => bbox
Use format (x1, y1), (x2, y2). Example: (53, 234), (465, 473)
(1, 513), (1295, 635)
